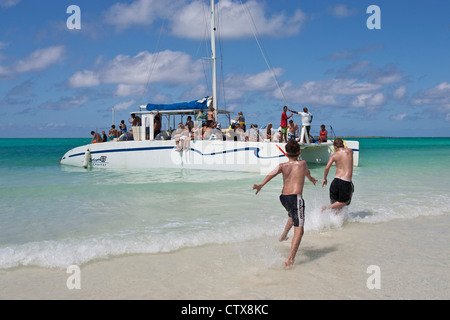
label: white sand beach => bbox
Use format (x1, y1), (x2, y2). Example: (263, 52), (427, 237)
(1, 214), (448, 300)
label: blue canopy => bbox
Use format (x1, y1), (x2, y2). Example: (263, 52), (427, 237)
(146, 97), (211, 111)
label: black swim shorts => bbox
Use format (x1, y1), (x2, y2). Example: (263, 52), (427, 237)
(330, 178), (354, 205)
(279, 194), (305, 227)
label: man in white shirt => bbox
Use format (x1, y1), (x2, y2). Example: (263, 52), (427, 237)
(289, 107), (313, 143)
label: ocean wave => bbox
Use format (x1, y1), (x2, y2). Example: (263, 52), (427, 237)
(0, 225), (267, 269)
(0, 208), (348, 270)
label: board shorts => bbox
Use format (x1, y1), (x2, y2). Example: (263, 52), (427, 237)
(330, 178), (354, 205)
(288, 132), (296, 141)
(281, 127), (288, 134)
(279, 194), (305, 227)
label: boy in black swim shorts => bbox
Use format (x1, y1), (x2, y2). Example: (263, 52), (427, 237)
(329, 178), (354, 206)
(322, 138), (354, 212)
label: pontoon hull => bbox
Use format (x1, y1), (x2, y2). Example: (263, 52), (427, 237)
(60, 140), (359, 173)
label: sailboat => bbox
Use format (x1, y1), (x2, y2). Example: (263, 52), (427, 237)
(60, 0), (359, 173)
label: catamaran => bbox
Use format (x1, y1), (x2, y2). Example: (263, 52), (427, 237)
(60, 0), (359, 173)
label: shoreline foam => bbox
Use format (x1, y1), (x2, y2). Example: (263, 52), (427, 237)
(1, 214), (448, 300)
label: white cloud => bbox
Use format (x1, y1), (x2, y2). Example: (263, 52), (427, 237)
(0, 65), (10, 77)
(280, 81), (338, 106)
(393, 85), (407, 99)
(103, 0), (307, 39)
(412, 82), (450, 113)
(280, 78), (382, 107)
(41, 122), (66, 129)
(103, 0), (175, 30)
(366, 65), (403, 85)
(0, 46), (65, 78)
(324, 44), (383, 61)
(0, 0), (21, 8)
(68, 50), (204, 89)
(102, 50), (203, 85)
(68, 70), (100, 88)
(171, 0), (306, 39)
(392, 113), (407, 121)
(15, 46), (65, 73)
(351, 92), (386, 108)
(39, 96), (88, 110)
(113, 100), (136, 111)
(328, 4), (358, 18)
(224, 68), (284, 99)
(115, 84), (145, 97)
(412, 82), (450, 121)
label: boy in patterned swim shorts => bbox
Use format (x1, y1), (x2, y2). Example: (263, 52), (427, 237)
(253, 140), (318, 267)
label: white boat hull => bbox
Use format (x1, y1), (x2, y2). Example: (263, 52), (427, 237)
(60, 139), (359, 173)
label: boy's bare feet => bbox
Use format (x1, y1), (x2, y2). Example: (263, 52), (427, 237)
(285, 259), (294, 268)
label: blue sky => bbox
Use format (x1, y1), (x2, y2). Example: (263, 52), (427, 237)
(0, 0), (449, 138)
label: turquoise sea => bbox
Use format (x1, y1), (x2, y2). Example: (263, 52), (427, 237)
(0, 137), (449, 269)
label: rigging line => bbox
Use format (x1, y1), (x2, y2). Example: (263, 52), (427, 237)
(139, 20), (166, 105)
(239, 0), (289, 106)
(200, 0), (212, 94)
(216, 0), (227, 110)
(219, 53), (228, 111)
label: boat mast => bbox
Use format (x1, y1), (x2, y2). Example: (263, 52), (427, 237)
(211, 0), (218, 121)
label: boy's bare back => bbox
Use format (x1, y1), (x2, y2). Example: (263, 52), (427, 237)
(330, 148), (353, 181)
(279, 160), (314, 195)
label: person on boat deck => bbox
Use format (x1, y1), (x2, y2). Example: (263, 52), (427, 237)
(118, 129), (134, 141)
(102, 131), (108, 142)
(108, 125), (119, 140)
(280, 106), (293, 143)
(192, 122), (203, 141)
(225, 123), (236, 141)
(128, 113), (142, 127)
(288, 120), (299, 141)
(234, 123), (246, 141)
(272, 129), (282, 143)
(197, 109), (206, 126)
(289, 107), (313, 143)
(238, 111), (246, 132)
(119, 120), (127, 134)
(91, 131), (103, 144)
(207, 122), (223, 140)
(173, 123), (190, 151)
(266, 123), (273, 141)
(153, 110), (161, 138)
(207, 107), (216, 122)
(318, 124), (328, 143)
(203, 120), (221, 140)
(185, 116), (194, 133)
(248, 124), (260, 142)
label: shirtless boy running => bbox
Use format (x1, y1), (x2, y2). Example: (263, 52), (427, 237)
(322, 138), (354, 212)
(253, 140), (318, 267)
